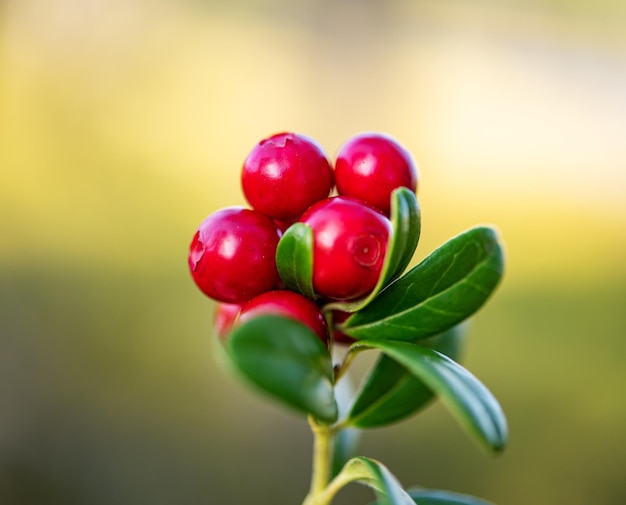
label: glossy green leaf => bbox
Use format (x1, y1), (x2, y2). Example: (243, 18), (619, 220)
(275, 222), (315, 299)
(227, 314), (337, 423)
(383, 188), (422, 283)
(342, 226), (503, 341)
(346, 324), (467, 428)
(332, 457), (414, 505)
(405, 488), (495, 505)
(324, 187), (421, 313)
(348, 340), (508, 453)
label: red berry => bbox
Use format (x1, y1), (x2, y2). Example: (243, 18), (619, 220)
(188, 207), (281, 304)
(273, 217), (298, 234)
(213, 302), (242, 340)
(238, 290), (329, 343)
(330, 310), (356, 345)
(335, 133), (418, 216)
(299, 196), (391, 301)
(241, 132), (334, 220)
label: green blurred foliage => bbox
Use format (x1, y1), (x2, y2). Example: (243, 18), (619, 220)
(1, 0), (625, 504)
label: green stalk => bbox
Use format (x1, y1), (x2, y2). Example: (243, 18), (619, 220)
(302, 417), (335, 505)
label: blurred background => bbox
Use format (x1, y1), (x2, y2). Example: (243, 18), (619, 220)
(1, 0), (625, 503)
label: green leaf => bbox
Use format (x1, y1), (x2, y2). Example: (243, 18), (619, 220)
(324, 187), (421, 313)
(377, 187), (422, 286)
(349, 354), (433, 428)
(275, 222), (315, 299)
(346, 324), (467, 428)
(332, 457), (414, 505)
(406, 488), (496, 505)
(348, 340), (508, 453)
(226, 314), (337, 423)
(342, 226), (503, 341)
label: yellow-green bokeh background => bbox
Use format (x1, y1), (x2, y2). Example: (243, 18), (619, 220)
(1, 1), (625, 503)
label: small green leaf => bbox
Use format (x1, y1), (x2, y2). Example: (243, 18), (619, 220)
(227, 314), (337, 423)
(346, 324), (467, 428)
(324, 187), (421, 313)
(275, 222), (315, 299)
(379, 188), (421, 285)
(406, 488), (496, 505)
(348, 340), (508, 453)
(332, 457), (414, 505)
(342, 226), (503, 341)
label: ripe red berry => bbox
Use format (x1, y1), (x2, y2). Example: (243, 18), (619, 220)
(241, 132), (334, 220)
(335, 133), (418, 216)
(238, 290), (329, 343)
(299, 196), (391, 301)
(188, 207), (281, 304)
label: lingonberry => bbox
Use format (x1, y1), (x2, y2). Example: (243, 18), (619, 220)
(213, 302), (242, 340)
(188, 207), (281, 304)
(299, 196), (391, 301)
(329, 310), (356, 345)
(334, 133), (418, 216)
(241, 132), (334, 220)
(273, 217), (298, 234)
(238, 290), (329, 343)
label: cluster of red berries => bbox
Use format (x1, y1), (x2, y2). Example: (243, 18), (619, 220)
(188, 132), (418, 343)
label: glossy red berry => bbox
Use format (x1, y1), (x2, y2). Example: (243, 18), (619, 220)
(238, 290), (329, 343)
(188, 207), (281, 304)
(300, 196), (391, 301)
(241, 132), (334, 220)
(335, 133), (418, 216)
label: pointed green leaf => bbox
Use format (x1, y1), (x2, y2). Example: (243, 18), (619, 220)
(276, 222), (315, 299)
(347, 324), (467, 428)
(406, 488), (495, 505)
(227, 314), (337, 423)
(349, 340), (508, 453)
(332, 457), (414, 505)
(342, 226), (503, 341)
(324, 187), (421, 313)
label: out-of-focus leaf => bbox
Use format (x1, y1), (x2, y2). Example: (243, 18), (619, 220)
(406, 488), (496, 505)
(227, 314), (337, 423)
(332, 457), (414, 505)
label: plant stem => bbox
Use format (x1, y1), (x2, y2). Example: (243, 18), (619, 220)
(333, 350), (356, 382)
(315, 471), (357, 505)
(302, 417), (334, 505)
